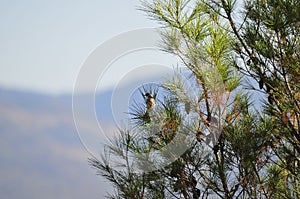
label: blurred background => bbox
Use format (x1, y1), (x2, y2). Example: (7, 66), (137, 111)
(0, 0), (162, 198)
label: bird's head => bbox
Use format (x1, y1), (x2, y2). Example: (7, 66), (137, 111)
(145, 93), (153, 98)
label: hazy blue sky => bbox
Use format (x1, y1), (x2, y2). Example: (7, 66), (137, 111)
(0, 0), (160, 94)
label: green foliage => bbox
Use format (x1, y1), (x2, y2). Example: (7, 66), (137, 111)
(90, 0), (300, 198)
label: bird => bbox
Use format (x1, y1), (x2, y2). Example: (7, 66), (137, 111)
(145, 93), (155, 112)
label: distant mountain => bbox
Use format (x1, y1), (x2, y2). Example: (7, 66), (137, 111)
(0, 88), (114, 199)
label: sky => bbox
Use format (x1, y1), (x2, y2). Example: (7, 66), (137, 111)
(0, 0), (162, 95)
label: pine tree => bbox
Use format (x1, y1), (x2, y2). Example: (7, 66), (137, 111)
(90, 0), (300, 198)
(206, 0), (300, 197)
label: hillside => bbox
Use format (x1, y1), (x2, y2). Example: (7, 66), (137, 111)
(0, 88), (113, 199)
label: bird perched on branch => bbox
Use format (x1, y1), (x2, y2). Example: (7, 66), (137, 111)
(145, 93), (155, 112)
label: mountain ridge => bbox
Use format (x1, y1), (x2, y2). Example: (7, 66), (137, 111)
(0, 87), (113, 199)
